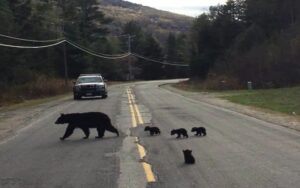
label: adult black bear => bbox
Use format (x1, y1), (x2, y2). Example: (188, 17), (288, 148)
(191, 127), (207, 136)
(170, 128), (188, 138)
(55, 112), (119, 140)
(183, 149), (195, 164)
(144, 126), (161, 136)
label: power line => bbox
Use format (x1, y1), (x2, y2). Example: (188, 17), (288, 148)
(0, 33), (64, 43)
(0, 40), (66, 49)
(0, 39), (130, 59)
(0, 32), (129, 58)
(66, 40), (130, 59)
(66, 39), (130, 58)
(63, 32), (130, 52)
(0, 33), (187, 64)
(65, 39), (126, 57)
(131, 53), (189, 67)
(0, 37), (129, 60)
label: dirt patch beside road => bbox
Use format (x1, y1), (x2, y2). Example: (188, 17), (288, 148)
(162, 84), (300, 132)
(0, 95), (71, 142)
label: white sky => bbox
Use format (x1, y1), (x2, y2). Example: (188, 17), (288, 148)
(126, 0), (227, 17)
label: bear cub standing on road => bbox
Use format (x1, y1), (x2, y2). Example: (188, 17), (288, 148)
(183, 149), (195, 164)
(191, 127), (207, 136)
(144, 126), (161, 136)
(55, 112), (119, 140)
(170, 128), (188, 138)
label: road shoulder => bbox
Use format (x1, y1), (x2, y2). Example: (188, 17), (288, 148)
(0, 95), (71, 142)
(161, 84), (300, 132)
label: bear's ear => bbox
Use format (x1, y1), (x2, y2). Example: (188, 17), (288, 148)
(61, 113), (64, 116)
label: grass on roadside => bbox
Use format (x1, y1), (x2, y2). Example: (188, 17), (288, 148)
(173, 80), (300, 116)
(221, 87), (300, 116)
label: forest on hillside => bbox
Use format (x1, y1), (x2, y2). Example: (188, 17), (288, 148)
(0, 0), (188, 86)
(98, 0), (193, 42)
(0, 0), (299, 101)
(190, 0), (300, 89)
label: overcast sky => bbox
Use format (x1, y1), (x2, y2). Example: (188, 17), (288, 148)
(126, 0), (227, 17)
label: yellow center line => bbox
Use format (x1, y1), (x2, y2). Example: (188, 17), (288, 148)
(136, 137), (146, 158)
(126, 88), (156, 183)
(127, 89), (137, 127)
(127, 89), (144, 125)
(131, 94), (144, 125)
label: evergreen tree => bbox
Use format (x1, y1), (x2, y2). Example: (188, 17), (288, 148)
(139, 34), (164, 80)
(0, 0), (15, 87)
(189, 14), (216, 79)
(122, 21), (145, 54)
(77, 0), (111, 41)
(165, 32), (178, 78)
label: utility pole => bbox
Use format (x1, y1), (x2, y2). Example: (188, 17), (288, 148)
(128, 35), (132, 81)
(63, 40), (68, 86)
(60, 0), (69, 86)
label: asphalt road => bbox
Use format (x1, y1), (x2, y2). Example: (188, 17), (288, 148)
(0, 80), (299, 188)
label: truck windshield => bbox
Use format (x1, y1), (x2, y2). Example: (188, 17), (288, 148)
(77, 77), (103, 83)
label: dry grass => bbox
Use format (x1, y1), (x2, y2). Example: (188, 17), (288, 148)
(174, 76), (242, 91)
(0, 77), (72, 107)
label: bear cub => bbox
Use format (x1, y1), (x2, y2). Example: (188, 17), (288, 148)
(55, 112), (119, 140)
(144, 126), (161, 136)
(183, 149), (195, 164)
(191, 127), (207, 136)
(170, 128), (188, 138)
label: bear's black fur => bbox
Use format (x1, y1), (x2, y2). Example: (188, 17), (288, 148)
(55, 112), (119, 140)
(191, 127), (207, 136)
(144, 126), (161, 136)
(170, 128), (188, 138)
(183, 149), (195, 164)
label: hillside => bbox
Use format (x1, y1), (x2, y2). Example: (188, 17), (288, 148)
(97, 0), (194, 42)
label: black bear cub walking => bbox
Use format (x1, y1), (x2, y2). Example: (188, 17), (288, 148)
(144, 126), (161, 136)
(191, 127), (207, 136)
(171, 128), (188, 138)
(55, 112), (119, 140)
(183, 149), (195, 164)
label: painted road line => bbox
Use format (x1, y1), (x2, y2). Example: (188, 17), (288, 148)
(136, 137), (156, 183)
(130, 93), (144, 125)
(127, 89), (137, 127)
(136, 137), (146, 158)
(127, 88), (156, 183)
(133, 100), (144, 125)
(127, 87), (143, 125)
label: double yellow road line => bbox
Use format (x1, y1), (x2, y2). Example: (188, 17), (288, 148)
(127, 88), (144, 127)
(126, 87), (156, 183)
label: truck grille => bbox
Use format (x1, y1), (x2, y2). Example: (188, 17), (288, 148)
(81, 85), (96, 91)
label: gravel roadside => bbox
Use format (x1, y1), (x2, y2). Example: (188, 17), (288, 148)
(0, 96), (71, 142)
(161, 84), (300, 132)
